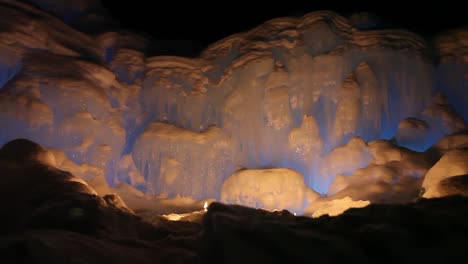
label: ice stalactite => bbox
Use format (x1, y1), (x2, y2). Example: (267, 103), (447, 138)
(0, 2), (466, 203)
(287, 115), (322, 188)
(132, 13), (437, 197)
(132, 123), (235, 199)
(141, 57), (215, 132)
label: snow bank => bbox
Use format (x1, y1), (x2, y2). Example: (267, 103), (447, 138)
(422, 149), (468, 198)
(221, 168), (320, 213)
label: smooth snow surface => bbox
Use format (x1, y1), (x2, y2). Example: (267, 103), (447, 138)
(422, 149), (468, 198)
(221, 168), (320, 213)
(309, 196), (371, 218)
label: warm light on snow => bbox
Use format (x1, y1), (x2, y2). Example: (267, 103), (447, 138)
(308, 196), (371, 218)
(163, 213), (182, 221)
(221, 168), (320, 213)
(0, 0), (466, 221)
(161, 201), (210, 221)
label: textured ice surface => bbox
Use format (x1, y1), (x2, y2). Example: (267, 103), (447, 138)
(221, 168), (320, 213)
(109, 49), (145, 84)
(422, 149), (468, 198)
(132, 122), (235, 199)
(435, 29), (468, 120)
(319, 137), (372, 192)
(307, 196), (371, 218)
(0, 2), (467, 202)
(325, 140), (431, 201)
(0, 53), (129, 184)
(396, 93), (467, 151)
(428, 133), (468, 157)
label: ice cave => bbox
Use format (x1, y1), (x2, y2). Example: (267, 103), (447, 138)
(0, 0), (467, 263)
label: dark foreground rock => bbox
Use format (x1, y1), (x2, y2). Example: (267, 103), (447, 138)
(1, 139), (468, 264)
(201, 197), (468, 264)
(0, 139), (201, 263)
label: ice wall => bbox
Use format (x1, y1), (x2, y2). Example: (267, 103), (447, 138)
(181, 16), (434, 193)
(0, 2), (466, 200)
(132, 123), (235, 199)
(435, 29), (468, 120)
(0, 53), (128, 185)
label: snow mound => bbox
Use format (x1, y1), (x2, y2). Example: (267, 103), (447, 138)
(396, 93), (468, 151)
(319, 137), (372, 191)
(427, 132), (468, 158)
(221, 168), (320, 213)
(322, 139), (431, 209)
(438, 174), (468, 197)
(422, 149), (468, 198)
(395, 118), (430, 150)
(308, 196), (370, 218)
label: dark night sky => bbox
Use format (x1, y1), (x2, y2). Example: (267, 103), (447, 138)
(100, 0), (466, 54)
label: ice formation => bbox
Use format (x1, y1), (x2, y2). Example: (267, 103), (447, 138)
(395, 93), (467, 151)
(0, 138), (98, 197)
(0, 0), (467, 213)
(221, 168), (320, 212)
(132, 122), (235, 199)
(336, 140), (429, 198)
(307, 196), (371, 218)
(422, 148), (468, 198)
(435, 29), (468, 119)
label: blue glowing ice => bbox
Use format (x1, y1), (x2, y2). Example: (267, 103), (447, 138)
(0, 5), (466, 200)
